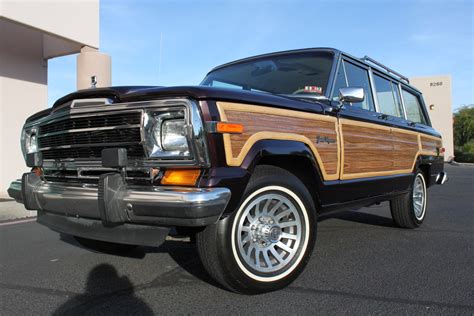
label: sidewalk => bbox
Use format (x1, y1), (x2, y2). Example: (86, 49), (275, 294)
(0, 198), (37, 221)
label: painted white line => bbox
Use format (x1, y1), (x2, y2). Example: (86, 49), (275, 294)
(0, 217), (36, 227)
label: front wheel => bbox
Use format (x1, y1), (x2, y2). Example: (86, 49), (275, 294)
(196, 165), (317, 294)
(390, 171), (428, 229)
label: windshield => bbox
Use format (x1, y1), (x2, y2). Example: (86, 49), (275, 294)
(201, 51), (334, 96)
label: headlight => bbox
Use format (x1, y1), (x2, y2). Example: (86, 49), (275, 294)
(21, 127), (38, 157)
(143, 109), (190, 158)
(162, 119), (188, 151)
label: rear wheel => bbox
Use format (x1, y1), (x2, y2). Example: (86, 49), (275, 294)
(390, 171), (427, 229)
(74, 236), (138, 254)
(196, 165), (317, 294)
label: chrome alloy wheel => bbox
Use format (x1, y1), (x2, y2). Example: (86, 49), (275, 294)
(232, 186), (309, 282)
(413, 174), (426, 220)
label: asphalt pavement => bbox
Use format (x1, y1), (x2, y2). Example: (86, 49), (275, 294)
(0, 164), (473, 315)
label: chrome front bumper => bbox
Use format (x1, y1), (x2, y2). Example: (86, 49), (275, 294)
(8, 173), (231, 245)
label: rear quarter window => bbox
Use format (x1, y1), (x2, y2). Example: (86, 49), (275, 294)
(402, 89), (427, 125)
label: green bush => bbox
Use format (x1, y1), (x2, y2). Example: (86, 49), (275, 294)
(461, 141), (474, 154)
(455, 150), (474, 163)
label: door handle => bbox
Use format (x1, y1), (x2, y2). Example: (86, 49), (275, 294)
(377, 114), (388, 120)
(408, 121), (416, 127)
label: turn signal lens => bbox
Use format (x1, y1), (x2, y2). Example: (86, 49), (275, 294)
(161, 169), (201, 186)
(216, 122), (244, 134)
(32, 167), (42, 176)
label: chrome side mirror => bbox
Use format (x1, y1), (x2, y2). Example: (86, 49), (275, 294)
(339, 87), (365, 103)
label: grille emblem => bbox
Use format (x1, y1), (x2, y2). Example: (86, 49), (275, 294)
(90, 75), (97, 88)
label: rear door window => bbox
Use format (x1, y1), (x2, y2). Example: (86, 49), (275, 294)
(373, 73), (403, 118)
(402, 89), (427, 124)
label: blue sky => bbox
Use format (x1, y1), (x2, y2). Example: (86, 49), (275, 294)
(48, 0), (473, 110)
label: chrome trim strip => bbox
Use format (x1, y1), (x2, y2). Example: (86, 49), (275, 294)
(368, 68), (380, 113)
(35, 109), (144, 130)
(398, 83), (408, 120)
(38, 124), (141, 138)
(38, 141), (139, 151)
(71, 98), (112, 108)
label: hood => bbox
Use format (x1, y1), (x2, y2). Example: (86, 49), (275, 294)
(51, 85), (329, 114)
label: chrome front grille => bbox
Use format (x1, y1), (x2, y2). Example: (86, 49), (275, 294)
(37, 111), (144, 160)
(25, 98), (209, 185)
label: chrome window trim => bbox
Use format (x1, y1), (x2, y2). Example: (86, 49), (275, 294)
(368, 68), (380, 113)
(396, 82), (408, 120)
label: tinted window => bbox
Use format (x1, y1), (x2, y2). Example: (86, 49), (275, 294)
(373, 74), (402, 117)
(343, 61), (375, 111)
(402, 89), (427, 124)
(201, 52), (334, 95)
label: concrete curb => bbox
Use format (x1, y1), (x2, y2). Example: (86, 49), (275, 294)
(0, 200), (37, 221)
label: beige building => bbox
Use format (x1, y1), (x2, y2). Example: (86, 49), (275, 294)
(410, 75), (454, 161)
(0, 0), (111, 195)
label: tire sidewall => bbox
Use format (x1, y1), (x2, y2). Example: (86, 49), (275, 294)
(411, 172), (427, 225)
(215, 167), (317, 293)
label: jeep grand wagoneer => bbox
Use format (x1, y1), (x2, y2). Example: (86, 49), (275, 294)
(9, 48), (447, 294)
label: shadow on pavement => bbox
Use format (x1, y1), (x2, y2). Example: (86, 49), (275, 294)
(53, 264), (153, 315)
(59, 233), (224, 291)
(319, 210), (396, 228)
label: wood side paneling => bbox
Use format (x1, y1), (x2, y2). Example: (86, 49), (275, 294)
(217, 102), (339, 181)
(391, 131), (420, 170)
(420, 136), (442, 156)
(217, 101), (442, 181)
(340, 122), (393, 177)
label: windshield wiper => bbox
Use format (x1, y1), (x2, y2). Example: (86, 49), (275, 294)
(277, 94), (329, 103)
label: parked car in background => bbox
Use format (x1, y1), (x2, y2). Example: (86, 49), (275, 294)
(9, 48), (447, 294)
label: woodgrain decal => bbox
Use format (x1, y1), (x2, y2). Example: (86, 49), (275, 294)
(340, 118), (442, 180)
(217, 102), (340, 181)
(420, 135), (442, 156)
(392, 130), (420, 170)
(217, 102), (442, 181)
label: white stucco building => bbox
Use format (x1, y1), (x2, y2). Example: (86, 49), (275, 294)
(0, 0), (110, 195)
(410, 75), (454, 161)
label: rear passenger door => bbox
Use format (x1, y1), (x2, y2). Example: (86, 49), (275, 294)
(332, 59), (394, 184)
(370, 73), (419, 176)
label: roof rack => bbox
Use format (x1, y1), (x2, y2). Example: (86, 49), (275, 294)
(361, 56), (409, 84)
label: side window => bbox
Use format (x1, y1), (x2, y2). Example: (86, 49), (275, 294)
(391, 82), (405, 118)
(373, 74), (402, 117)
(402, 89), (427, 124)
(331, 61), (347, 101)
(343, 61), (375, 111)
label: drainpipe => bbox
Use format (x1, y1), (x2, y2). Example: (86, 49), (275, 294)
(76, 46), (111, 90)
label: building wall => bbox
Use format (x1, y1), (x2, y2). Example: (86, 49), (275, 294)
(0, 0), (99, 50)
(410, 75), (454, 161)
(0, 20), (47, 194)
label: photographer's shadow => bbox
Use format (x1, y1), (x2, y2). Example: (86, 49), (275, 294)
(53, 264), (153, 315)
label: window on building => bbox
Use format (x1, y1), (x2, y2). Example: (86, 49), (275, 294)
(373, 74), (402, 117)
(402, 89), (427, 124)
(343, 61), (375, 111)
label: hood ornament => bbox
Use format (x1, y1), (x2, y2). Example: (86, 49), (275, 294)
(90, 75), (97, 88)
